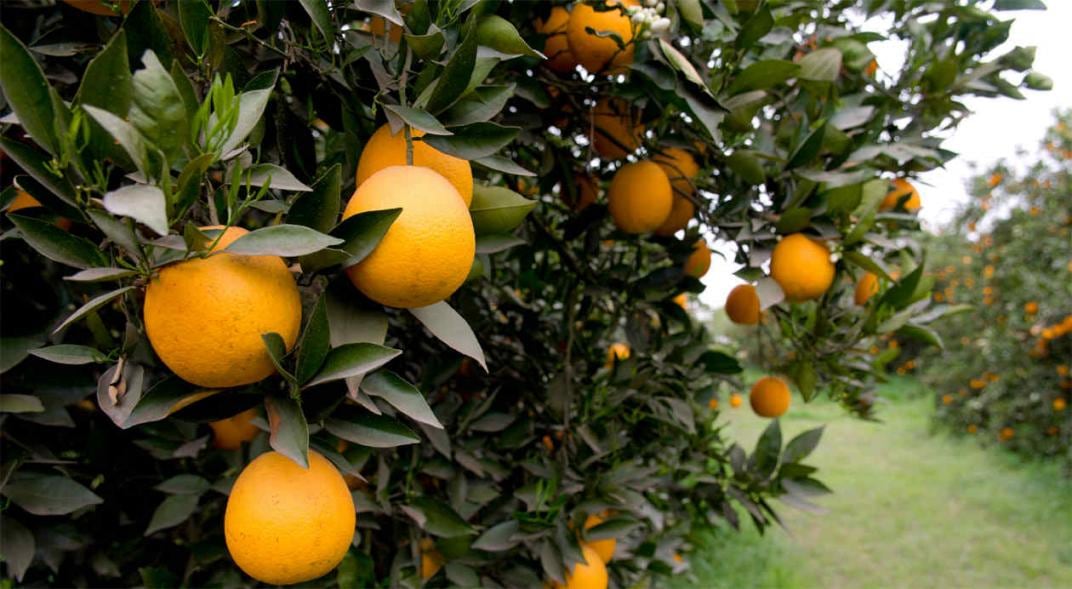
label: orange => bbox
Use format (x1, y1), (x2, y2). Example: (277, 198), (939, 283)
(592, 98), (644, 160)
(607, 161), (672, 234)
(654, 147), (700, 197)
(606, 342), (630, 367)
(583, 514), (616, 563)
(854, 272), (879, 306)
(550, 545), (608, 589)
(144, 226), (301, 388)
(684, 240), (711, 279)
(879, 178), (921, 212)
(708, 398), (719, 410)
(1024, 301), (1038, 314)
(1054, 398), (1067, 412)
(62, 0), (130, 16)
(673, 293), (688, 310)
(369, 16), (403, 43)
(357, 124), (473, 207)
(7, 189), (73, 230)
(729, 393), (742, 408)
(565, 0), (637, 74)
(998, 427), (1014, 442)
(343, 166), (475, 308)
(420, 538), (443, 580)
(725, 284), (760, 325)
(654, 197), (695, 236)
(864, 58), (878, 77)
(225, 451), (355, 585)
(750, 376), (791, 418)
(537, 6), (576, 74)
(967, 424), (977, 434)
(210, 408), (260, 450)
(770, 234), (835, 302)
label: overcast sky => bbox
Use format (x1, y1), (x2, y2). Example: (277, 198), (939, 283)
(697, 1), (1072, 314)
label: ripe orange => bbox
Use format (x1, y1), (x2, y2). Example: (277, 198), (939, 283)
(770, 234), (835, 302)
(583, 514), (616, 563)
(565, 0), (637, 74)
(729, 393), (742, 408)
(879, 178), (921, 212)
(750, 376), (791, 418)
(684, 241), (711, 279)
(369, 16), (403, 43)
(343, 166), (475, 308)
(653, 148), (700, 236)
(356, 124), (473, 207)
(998, 427), (1014, 442)
(854, 272), (879, 306)
(7, 189), (73, 230)
(144, 226), (301, 388)
(1054, 398), (1067, 412)
(725, 284), (760, 325)
(673, 293), (688, 310)
(606, 342), (630, 367)
(708, 398), (719, 410)
(591, 98), (644, 160)
(420, 538), (444, 580)
(1024, 301), (1038, 314)
(225, 451), (355, 585)
(210, 408), (260, 450)
(607, 161), (672, 234)
(551, 545), (608, 589)
(537, 6), (576, 74)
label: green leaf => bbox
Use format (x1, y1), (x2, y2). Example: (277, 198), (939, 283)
(0, 394), (44, 413)
(475, 234), (525, 254)
(0, 515), (34, 581)
(383, 105), (452, 136)
(66, 267), (138, 283)
(726, 60), (800, 95)
(10, 215), (108, 269)
(103, 184), (169, 235)
(799, 48), (842, 82)
(1023, 71), (1052, 91)
(1, 475), (103, 516)
(177, 0), (213, 57)
(658, 39), (707, 90)
(82, 105), (150, 176)
(129, 51), (189, 162)
(75, 30), (133, 164)
(29, 344), (107, 365)
(736, 5), (773, 49)
(124, 379), (222, 428)
(123, 0), (173, 66)
(897, 324), (944, 350)
(0, 337), (40, 374)
(410, 302), (487, 371)
(325, 413), (419, 448)
(155, 474), (211, 495)
(879, 259), (925, 310)
(782, 426), (824, 463)
(361, 370), (442, 428)
(96, 361), (146, 428)
(726, 150), (766, 184)
(698, 350), (742, 374)
(471, 520), (520, 551)
(676, 0), (704, 29)
(302, 208), (401, 272)
(304, 343), (401, 388)
(296, 296), (330, 385)
(473, 154), (534, 176)
(775, 207), (812, 234)
(790, 361), (817, 402)
(994, 0), (1046, 10)
(325, 284), (389, 347)
(88, 209), (142, 257)
(423, 122), (518, 160)
(287, 164), (341, 233)
(0, 25), (58, 154)
(356, 0), (403, 25)
(0, 137), (77, 206)
(144, 494), (200, 536)
(843, 251), (891, 281)
(219, 88), (272, 155)
(266, 394), (310, 468)
(785, 122), (827, 170)
(469, 185), (536, 235)
(224, 224), (342, 257)
(53, 286), (134, 335)
(299, 0), (335, 41)
(409, 497), (474, 538)
(246, 164), (313, 192)
(750, 419), (782, 476)
(425, 25), (478, 114)
(441, 84), (514, 127)
(261, 332), (295, 382)
(475, 15), (542, 58)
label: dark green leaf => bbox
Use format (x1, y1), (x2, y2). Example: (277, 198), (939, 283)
(383, 105), (451, 136)
(261, 332), (294, 382)
(10, 215), (107, 269)
(441, 85), (514, 127)
(0, 137), (77, 206)
(296, 296), (330, 385)
(220, 89), (272, 155)
(326, 413), (419, 448)
(144, 494), (199, 536)
(409, 302), (487, 371)
(66, 267), (138, 283)
(287, 164), (340, 233)
(82, 105), (150, 176)
(775, 207), (812, 234)
(0, 515), (34, 581)
(409, 497), (474, 537)
(266, 394), (309, 468)
(124, 379), (222, 428)
(470, 184), (536, 235)
(177, 0), (213, 57)
(476, 15), (542, 58)
(785, 122), (826, 170)
(361, 370), (442, 428)
(471, 520), (519, 551)
(155, 474), (210, 495)
(225, 224), (342, 257)
(1, 475), (103, 516)
(303, 208), (401, 271)
(698, 350), (743, 374)
(29, 344), (106, 365)
(750, 419), (782, 477)
(0, 25), (58, 154)
(726, 60), (800, 95)
(473, 154), (534, 176)
(736, 6), (773, 49)
(475, 234), (525, 254)
(423, 122), (518, 160)
(298, 0), (335, 42)
(726, 150), (766, 184)
(897, 324), (944, 350)
(53, 286), (133, 335)
(76, 30), (133, 164)
(782, 426), (824, 463)
(304, 343), (401, 388)
(994, 0), (1045, 10)
(425, 25), (478, 114)
(843, 251), (891, 281)
(246, 164), (313, 192)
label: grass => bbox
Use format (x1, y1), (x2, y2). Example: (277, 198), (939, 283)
(671, 377), (1072, 589)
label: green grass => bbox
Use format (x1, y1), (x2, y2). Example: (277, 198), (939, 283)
(672, 377), (1072, 589)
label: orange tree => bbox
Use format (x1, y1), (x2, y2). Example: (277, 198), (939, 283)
(922, 110), (1071, 467)
(0, 0), (1046, 586)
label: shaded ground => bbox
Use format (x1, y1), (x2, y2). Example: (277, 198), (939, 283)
(672, 379), (1072, 589)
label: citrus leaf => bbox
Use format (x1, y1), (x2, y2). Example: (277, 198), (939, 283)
(409, 302), (487, 371)
(295, 296), (330, 385)
(475, 15), (542, 59)
(177, 0), (212, 57)
(799, 48), (842, 82)
(736, 5), (773, 49)
(471, 519), (520, 551)
(29, 344), (107, 365)
(782, 426), (824, 463)
(469, 185), (536, 235)
(10, 215), (108, 269)
(266, 394), (309, 468)
(475, 234), (525, 254)
(155, 474), (211, 495)
(95, 361), (146, 428)
(144, 493), (199, 536)
(224, 224), (342, 257)
(383, 105), (452, 136)
(65, 267), (138, 283)
(325, 413), (419, 448)
(440, 84), (513, 127)
(1, 475), (103, 516)
(423, 122), (519, 160)
(288, 163), (340, 233)
(301, 208), (401, 272)
(0, 515), (34, 581)
(219, 88), (272, 155)
(87, 209), (141, 257)
(124, 379), (221, 428)
(246, 164), (313, 192)
(361, 370), (442, 428)
(473, 154), (534, 176)
(410, 497), (474, 538)
(103, 184), (169, 235)
(304, 343), (401, 388)
(0, 137), (77, 206)
(129, 51), (188, 162)
(0, 394), (44, 414)
(425, 25), (477, 114)
(298, 0), (334, 42)
(785, 121), (826, 170)
(52, 286), (134, 335)
(726, 60), (799, 95)
(82, 105), (150, 176)
(0, 25), (58, 154)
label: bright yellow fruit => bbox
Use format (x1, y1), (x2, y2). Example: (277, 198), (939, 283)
(750, 376), (791, 418)
(606, 342), (630, 367)
(655, 197), (695, 237)
(583, 515), (616, 563)
(684, 241), (711, 279)
(654, 147), (700, 197)
(592, 98), (644, 160)
(210, 408), (260, 450)
(551, 545), (609, 589)
(770, 234), (834, 302)
(344, 166), (475, 308)
(607, 161), (672, 234)
(854, 272), (879, 306)
(879, 178), (921, 212)
(225, 451), (355, 585)
(725, 284), (760, 325)
(144, 226), (301, 388)
(565, 0), (637, 74)
(537, 6), (577, 74)
(357, 124), (473, 207)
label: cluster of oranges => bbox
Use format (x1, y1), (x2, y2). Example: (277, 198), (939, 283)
(1029, 314), (1072, 358)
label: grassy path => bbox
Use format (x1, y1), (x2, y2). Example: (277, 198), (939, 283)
(673, 380), (1072, 589)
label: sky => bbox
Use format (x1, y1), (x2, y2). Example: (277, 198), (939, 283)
(697, 1), (1072, 314)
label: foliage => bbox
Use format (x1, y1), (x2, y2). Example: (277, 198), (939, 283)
(921, 110), (1071, 467)
(0, 0), (1047, 586)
